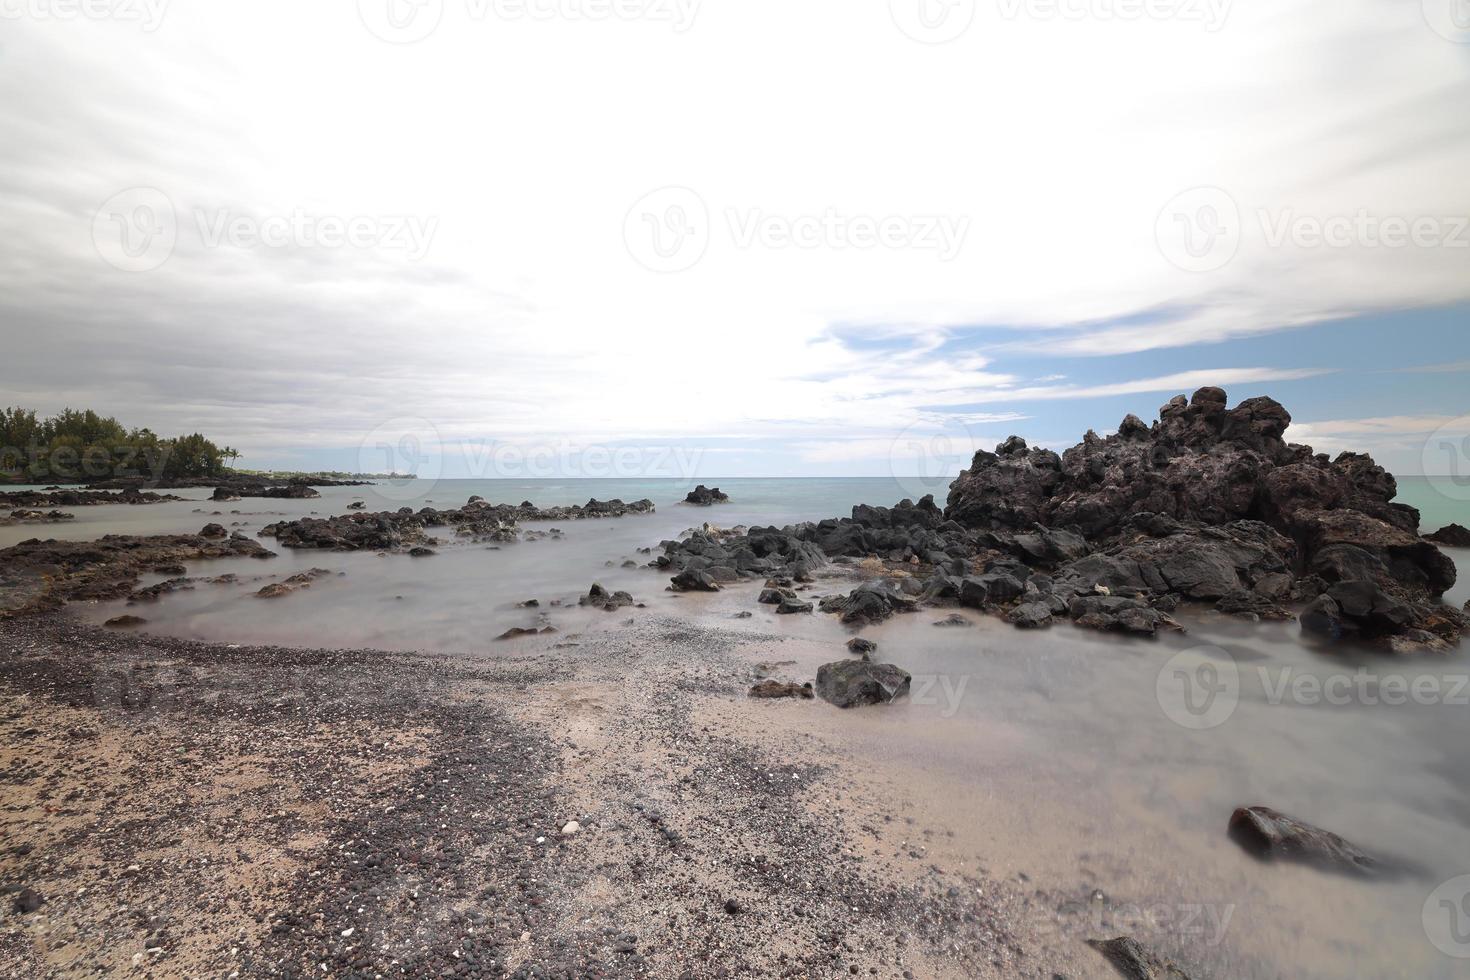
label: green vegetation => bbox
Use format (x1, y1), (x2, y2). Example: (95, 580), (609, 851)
(0, 407), (239, 483)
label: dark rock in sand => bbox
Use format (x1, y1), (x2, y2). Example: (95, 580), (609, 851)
(11, 888), (45, 915)
(496, 627), (541, 640)
(104, 615), (148, 628)
(815, 660), (911, 708)
(776, 597), (813, 614)
(1425, 523), (1470, 547)
(684, 484), (730, 506)
(748, 680), (813, 699)
(1088, 936), (1194, 980)
(1228, 805), (1385, 878)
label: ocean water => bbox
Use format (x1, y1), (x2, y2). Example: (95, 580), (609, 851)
(7, 475), (1470, 977)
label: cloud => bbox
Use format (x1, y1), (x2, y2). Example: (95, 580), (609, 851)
(0, 3), (1465, 473)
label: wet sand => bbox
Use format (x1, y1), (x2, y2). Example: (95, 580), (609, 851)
(0, 613), (1096, 979)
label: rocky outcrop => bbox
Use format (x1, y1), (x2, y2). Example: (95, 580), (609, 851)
(683, 485), (729, 506)
(1426, 523), (1470, 547)
(0, 487), (182, 508)
(259, 497), (655, 553)
(814, 661), (911, 708)
(216, 483), (320, 500)
(945, 388), (1463, 651)
(0, 532), (275, 618)
(1, 509), (75, 525)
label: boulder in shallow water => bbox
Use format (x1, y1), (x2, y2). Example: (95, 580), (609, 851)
(1007, 601), (1054, 629)
(815, 660), (911, 708)
(669, 568), (721, 592)
(1228, 805), (1385, 878)
(846, 637), (876, 657)
(683, 484), (730, 506)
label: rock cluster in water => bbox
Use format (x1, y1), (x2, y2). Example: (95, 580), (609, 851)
(683, 485), (729, 506)
(259, 496), (655, 553)
(213, 483), (321, 501)
(0, 487), (183, 508)
(0, 527), (276, 617)
(656, 388), (1464, 652)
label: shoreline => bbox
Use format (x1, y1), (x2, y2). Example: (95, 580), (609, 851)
(0, 612), (1110, 979)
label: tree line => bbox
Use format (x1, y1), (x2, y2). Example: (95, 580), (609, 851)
(0, 407), (239, 483)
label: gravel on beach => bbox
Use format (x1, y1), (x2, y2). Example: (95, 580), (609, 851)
(0, 613), (1106, 979)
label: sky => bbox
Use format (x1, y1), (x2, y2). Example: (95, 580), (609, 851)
(0, 0), (1468, 483)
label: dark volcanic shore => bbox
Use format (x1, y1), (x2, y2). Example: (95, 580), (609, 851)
(656, 388), (1468, 654)
(0, 614), (1115, 979)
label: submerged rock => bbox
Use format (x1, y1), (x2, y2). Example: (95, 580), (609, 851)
(815, 661), (911, 708)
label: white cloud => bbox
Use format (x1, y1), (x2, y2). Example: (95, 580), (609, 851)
(0, 2), (1464, 466)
